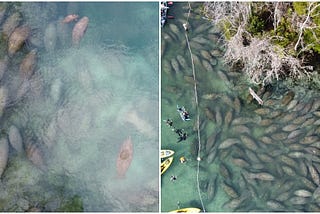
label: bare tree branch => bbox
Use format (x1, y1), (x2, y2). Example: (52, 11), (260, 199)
(294, 2), (320, 51)
(273, 2), (290, 32)
(203, 2), (313, 85)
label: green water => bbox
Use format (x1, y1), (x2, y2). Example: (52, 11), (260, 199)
(0, 2), (158, 212)
(161, 2), (320, 212)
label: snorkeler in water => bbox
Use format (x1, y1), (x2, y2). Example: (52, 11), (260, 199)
(175, 128), (184, 136)
(179, 156), (186, 163)
(177, 132), (187, 143)
(177, 105), (190, 121)
(164, 119), (173, 127)
(170, 175), (177, 181)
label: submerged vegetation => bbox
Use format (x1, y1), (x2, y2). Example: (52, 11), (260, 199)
(203, 2), (320, 88)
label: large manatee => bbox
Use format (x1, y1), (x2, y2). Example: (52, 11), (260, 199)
(44, 22), (57, 51)
(0, 137), (8, 177)
(19, 49), (37, 79)
(8, 25), (30, 55)
(72, 16), (89, 46)
(116, 136), (133, 178)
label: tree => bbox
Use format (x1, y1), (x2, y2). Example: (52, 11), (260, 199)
(203, 2), (315, 85)
(292, 2), (320, 54)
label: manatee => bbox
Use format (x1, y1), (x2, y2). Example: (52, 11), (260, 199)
(72, 16), (89, 46)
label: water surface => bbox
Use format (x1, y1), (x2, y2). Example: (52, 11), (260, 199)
(161, 2), (320, 212)
(0, 2), (158, 212)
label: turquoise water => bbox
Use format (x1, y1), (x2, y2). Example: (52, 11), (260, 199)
(0, 2), (158, 211)
(161, 2), (320, 212)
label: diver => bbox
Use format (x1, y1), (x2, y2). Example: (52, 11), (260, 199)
(177, 105), (190, 121)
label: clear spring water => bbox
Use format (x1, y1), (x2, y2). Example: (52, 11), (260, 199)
(161, 2), (320, 212)
(0, 2), (158, 212)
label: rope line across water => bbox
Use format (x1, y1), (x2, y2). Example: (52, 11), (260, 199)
(184, 2), (206, 212)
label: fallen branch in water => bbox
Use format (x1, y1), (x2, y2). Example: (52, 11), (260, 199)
(249, 87), (263, 105)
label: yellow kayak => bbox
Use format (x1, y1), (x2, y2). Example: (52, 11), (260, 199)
(169, 207), (201, 213)
(161, 149), (175, 159)
(161, 156), (173, 175)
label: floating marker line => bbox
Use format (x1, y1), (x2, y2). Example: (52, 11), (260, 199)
(184, 2), (206, 212)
